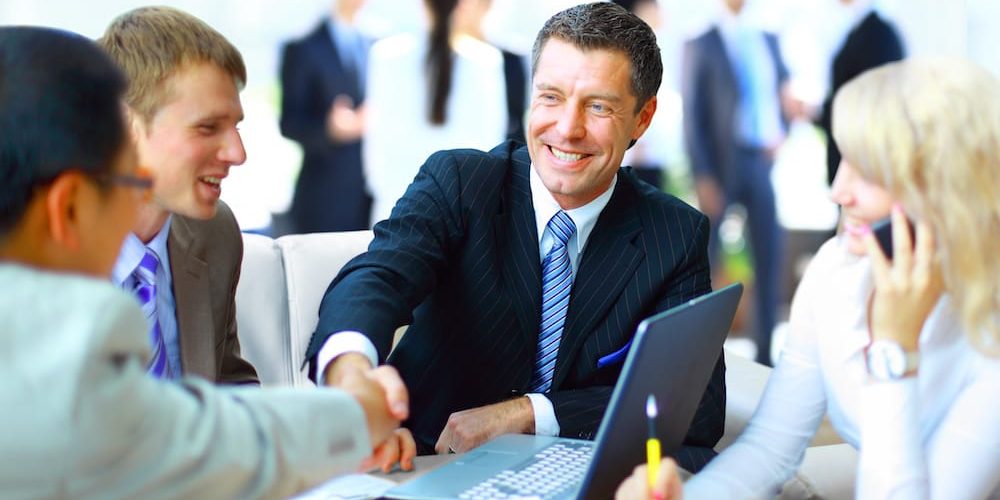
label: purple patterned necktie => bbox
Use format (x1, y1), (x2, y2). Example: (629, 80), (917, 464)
(133, 249), (172, 378)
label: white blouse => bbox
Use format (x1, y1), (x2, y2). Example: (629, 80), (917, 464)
(685, 237), (1000, 499)
(363, 32), (507, 226)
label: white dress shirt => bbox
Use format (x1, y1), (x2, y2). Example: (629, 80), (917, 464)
(684, 237), (1000, 499)
(111, 217), (181, 378)
(317, 165), (617, 437)
(716, 9), (783, 149)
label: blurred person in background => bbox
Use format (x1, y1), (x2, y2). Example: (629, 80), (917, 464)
(818, 0), (903, 186)
(617, 57), (1000, 500)
(682, 0), (790, 365)
(615, 0), (682, 192)
(280, 0), (373, 233)
(363, 0), (507, 225)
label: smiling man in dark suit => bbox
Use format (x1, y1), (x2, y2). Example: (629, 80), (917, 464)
(307, 2), (724, 472)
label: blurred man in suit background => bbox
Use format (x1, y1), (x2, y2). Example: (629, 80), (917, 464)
(682, 0), (790, 365)
(818, 0), (903, 185)
(280, 0), (372, 233)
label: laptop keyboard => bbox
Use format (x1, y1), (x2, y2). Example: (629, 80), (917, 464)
(458, 441), (594, 499)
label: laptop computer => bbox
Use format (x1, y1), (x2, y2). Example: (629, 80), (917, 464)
(384, 283), (743, 500)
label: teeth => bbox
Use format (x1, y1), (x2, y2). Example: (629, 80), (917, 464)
(201, 176), (221, 185)
(551, 147), (584, 162)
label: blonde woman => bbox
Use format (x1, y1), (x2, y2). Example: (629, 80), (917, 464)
(617, 57), (1000, 499)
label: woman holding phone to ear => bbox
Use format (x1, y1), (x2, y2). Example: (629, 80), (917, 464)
(617, 57), (1000, 499)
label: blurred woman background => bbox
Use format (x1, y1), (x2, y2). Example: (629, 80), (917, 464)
(363, 0), (506, 225)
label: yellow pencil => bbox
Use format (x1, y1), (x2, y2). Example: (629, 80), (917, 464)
(646, 394), (661, 489)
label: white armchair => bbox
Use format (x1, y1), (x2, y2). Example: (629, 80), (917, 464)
(236, 230), (373, 387)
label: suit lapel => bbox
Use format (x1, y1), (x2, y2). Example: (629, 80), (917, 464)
(553, 173), (643, 387)
(707, 28), (738, 94)
(319, 21), (362, 98)
(495, 148), (542, 349)
(168, 217), (215, 379)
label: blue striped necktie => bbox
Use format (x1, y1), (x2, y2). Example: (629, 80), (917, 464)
(133, 249), (172, 378)
(531, 211), (577, 393)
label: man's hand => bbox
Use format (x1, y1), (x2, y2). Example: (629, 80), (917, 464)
(333, 365), (400, 450)
(326, 353), (410, 459)
(434, 397), (534, 454)
(615, 459), (683, 500)
(361, 427), (417, 473)
(324, 352), (373, 385)
(326, 94), (365, 143)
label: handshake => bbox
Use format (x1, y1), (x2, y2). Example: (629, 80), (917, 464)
(325, 352), (417, 473)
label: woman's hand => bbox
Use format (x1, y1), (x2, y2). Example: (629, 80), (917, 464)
(614, 459), (682, 500)
(864, 205), (945, 351)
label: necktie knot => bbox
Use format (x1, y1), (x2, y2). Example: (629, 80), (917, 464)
(134, 249), (160, 286)
(547, 211), (576, 247)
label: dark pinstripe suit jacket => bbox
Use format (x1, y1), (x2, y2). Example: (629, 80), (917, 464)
(306, 142), (725, 471)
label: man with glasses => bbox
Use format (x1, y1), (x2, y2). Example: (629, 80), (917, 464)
(0, 25), (408, 497)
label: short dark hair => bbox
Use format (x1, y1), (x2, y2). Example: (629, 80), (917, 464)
(0, 26), (128, 235)
(531, 1), (662, 112)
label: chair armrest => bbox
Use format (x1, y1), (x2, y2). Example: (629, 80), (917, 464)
(277, 230), (374, 386)
(236, 233), (293, 386)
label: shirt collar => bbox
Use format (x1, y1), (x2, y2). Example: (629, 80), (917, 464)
(845, 0), (875, 28)
(327, 16), (358, 47)
(528, 164), (617, 255)
(111, 216), (173, 286)
(717, 5), (750, 44)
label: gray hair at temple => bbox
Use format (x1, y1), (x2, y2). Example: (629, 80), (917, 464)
(531, 1), (662, 113)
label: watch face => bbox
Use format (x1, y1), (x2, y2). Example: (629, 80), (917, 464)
(868, 341), (907, 380)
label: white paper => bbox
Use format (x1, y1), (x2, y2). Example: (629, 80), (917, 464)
(290, 473), (397, 500)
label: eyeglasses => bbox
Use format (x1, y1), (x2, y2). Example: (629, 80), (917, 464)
(92, 172), (154, 190)
(89, 168), (154, 202)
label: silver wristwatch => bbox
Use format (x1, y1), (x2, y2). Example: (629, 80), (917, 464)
(865, 340), (919, 381)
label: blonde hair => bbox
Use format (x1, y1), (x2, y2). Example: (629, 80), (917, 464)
(96, 6), (246, 123)
(833, 57), (1000, 356)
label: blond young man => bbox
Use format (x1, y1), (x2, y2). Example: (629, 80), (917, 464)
(97, 6), (257, 383)
(97, 6), (416, 471)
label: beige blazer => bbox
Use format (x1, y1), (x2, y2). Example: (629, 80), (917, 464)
(0, 264), (369, 499)
(168, 202), (257, 384)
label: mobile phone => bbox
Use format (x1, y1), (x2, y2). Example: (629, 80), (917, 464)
(871, 216), (915, 259)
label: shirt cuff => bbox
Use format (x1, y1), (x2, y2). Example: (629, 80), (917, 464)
(315, 331), (379, 385)
(525, 393), (560, 437)
(858, 377), (923, 492)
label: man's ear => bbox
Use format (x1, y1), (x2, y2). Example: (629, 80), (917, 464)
(630, 96), (658, 143)
(44, 173), (86, 251)
(125, 106), (146, 143)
